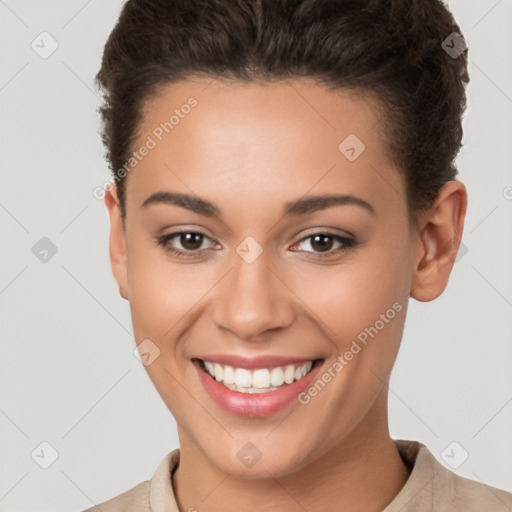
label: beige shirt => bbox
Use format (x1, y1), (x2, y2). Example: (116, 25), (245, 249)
(82, 439), (512, 511)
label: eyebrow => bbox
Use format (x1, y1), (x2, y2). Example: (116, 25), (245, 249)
(141, 191), (376, 217)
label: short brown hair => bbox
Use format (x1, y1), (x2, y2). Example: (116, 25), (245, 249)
(96, 0), (469, 226)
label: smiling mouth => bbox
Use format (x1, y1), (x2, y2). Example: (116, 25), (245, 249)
(195, 358), (324, 394)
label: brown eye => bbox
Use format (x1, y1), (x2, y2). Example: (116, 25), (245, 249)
(291, 232), (356, 256)
(156, 231), (215, 257)
(178, 232), (204, 250)
(309, 234), (335, 252)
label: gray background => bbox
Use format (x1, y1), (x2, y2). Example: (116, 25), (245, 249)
(0, 1), (511, 511)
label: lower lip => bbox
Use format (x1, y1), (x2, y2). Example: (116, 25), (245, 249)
(193, 358), (324, 418)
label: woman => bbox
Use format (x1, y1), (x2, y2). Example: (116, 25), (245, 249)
(85, 0), (512, 510)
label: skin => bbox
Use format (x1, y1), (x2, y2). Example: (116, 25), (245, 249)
(105, 77), (467, 512)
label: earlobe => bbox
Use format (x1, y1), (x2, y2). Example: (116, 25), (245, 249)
(410, 180), (467, 302)
(104, 185), (130, 301)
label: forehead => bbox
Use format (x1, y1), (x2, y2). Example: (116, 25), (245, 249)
(126, 77), (404, 220)
(141, 77), (384, 145)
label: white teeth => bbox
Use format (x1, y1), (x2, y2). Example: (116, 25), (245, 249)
(284, 365), (295, 384)
(202, 359), (315, 393)
(253, 368), (270, 389)
(270, 367), (285, 386)
(223, 365), (235, 385)
(224, 383), (279, 393)
(205, 361), (215, 375)
(234, 368), (252, 388)
(213, 363), (223, 381)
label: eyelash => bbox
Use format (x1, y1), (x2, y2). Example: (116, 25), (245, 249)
(155, 230), (357, 259)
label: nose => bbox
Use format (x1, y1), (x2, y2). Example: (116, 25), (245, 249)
(211, 250), (295, 341)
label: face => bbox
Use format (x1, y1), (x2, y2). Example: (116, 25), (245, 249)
(105, 77), (437, 478)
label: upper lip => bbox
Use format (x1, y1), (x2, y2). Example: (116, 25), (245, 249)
(194, 354), (322, 370)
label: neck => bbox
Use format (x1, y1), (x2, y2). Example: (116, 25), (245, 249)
(172, 399), (411, 512)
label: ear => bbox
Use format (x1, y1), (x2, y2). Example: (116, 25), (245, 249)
(410, 180), (467, 302)
(104, 185), (129, 301)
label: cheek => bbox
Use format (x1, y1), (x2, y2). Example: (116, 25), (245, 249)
(127, 254), (214, 342)
(293, 248), (407, 334)
(289, 236), (409, 378)
(126, 251), (212, 406)
(300, 275), (405, 377)
(295, 261), (407, 429)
